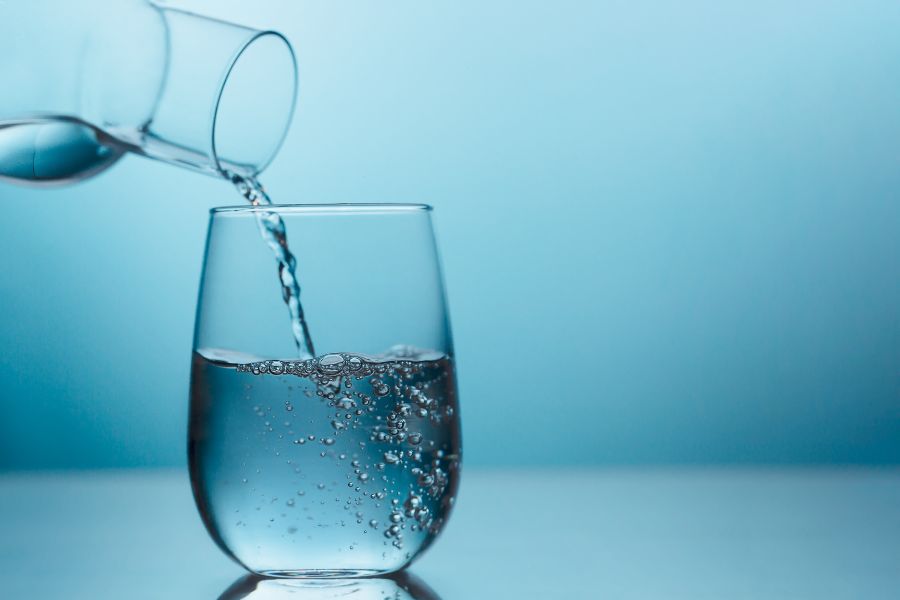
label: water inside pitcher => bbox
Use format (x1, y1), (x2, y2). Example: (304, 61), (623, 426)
(0, 0), (297, 185)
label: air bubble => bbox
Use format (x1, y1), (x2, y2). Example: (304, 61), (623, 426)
(318, 354), (345, 375)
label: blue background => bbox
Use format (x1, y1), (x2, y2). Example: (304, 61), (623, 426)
(1, 0), (898, 470)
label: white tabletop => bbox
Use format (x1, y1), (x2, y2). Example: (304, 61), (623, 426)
(1, 468), (898, 599)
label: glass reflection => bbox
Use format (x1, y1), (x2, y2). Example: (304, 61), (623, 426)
(218, 572), (442, 600)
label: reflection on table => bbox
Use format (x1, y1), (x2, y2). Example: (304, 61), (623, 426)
(218, 572), (440, 600)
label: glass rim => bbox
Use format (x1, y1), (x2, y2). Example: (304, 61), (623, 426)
(210, 203), (433, 215)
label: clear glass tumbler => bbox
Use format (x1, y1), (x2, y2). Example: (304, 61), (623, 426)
(189, 204), (461, 577)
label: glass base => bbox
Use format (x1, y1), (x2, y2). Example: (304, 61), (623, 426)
(258, 569), (390, 579)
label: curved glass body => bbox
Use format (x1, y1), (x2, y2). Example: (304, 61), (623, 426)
(189, 205), (461, 577)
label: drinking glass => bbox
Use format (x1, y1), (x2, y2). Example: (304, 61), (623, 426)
(189, 204), (461, 577)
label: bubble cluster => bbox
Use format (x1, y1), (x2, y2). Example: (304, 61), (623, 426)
(194, 347), (460, 569)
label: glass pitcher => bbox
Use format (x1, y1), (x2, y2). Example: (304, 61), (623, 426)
(0, 0), (297, 185)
